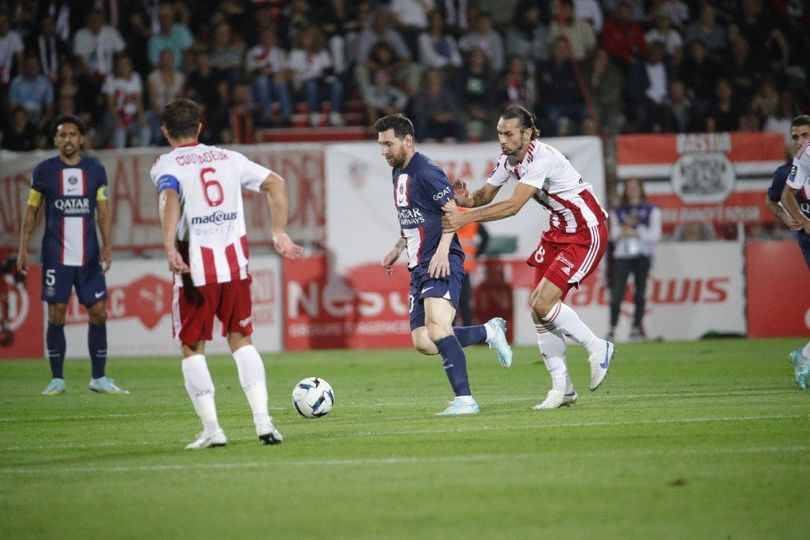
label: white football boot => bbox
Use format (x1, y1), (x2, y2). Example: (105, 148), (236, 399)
(185, 429), (227, 450)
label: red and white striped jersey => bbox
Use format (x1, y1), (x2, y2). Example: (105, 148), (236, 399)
(150, 142), (272, 287)
(487, 140), (608, 233)
(787, 141), (810, 199)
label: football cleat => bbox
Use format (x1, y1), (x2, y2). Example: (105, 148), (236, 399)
(185, 429), (227, 450)
(485, 317), (513, 368)
(41, 378), (66, 396)
(88, 376), (129, 394)
(436, 398), (480, 415)
(256, 419), (283, 445)
(533, 389), (578, 410)
(589, 340), (615, 391)
(790, 348), (810, 390)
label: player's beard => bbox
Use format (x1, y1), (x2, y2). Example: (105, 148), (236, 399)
(388, 147), (406, 169)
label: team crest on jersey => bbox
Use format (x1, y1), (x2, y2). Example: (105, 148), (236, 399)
(395, 174), (410, 207)
(671, 152), (735, 204)
(68, 176), (78, 185)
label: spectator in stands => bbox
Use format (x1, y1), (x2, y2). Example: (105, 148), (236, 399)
(414, 67), (465, 142)
(582, 47), (624, 132)
(147, 49), (185, 145)
(102, 53), (149, 148)
(573, 0), (603, 33)
(678, 39), (717, 116)
(458, 12), (504, 74)
(287, 25), (344, 127)
(456, 47), (497, 141)
(652, 0), (689, 30)
(683, 4), (726, 60)
(626, 42), (671, 132)
(228, 83), (256, 144)
(72, 9), (125, 81)
(357, 40), (421, 99)
(722, 36), (759, 103)
(418, 9), (463, 71)
(245, 25), (292, 127)
(311, 0), (366, 76)
(147, 3), (193, 72)
(210, 21), (244, 86)
(1, 106), (38, 151)
(390, 0), (434, 56)
(704, 78), (740, 133)
(355, 10), (418, 95)
(661, 79), (697, 133)
(183, 49), (225, 116)
(8, 53), (54, 130)
(504, 1), (550, 65)
(536, 36), (586, 136)
(645, 12), (682, 58)
(0, 11), (24, 86)
(601, 0), (647, 70)
(549, 0), (596, 62)
(363, 69), (409, 125)
(55, 62), (96, 129)
(27, 15), (65, 83)
(500, 56), (535, 113)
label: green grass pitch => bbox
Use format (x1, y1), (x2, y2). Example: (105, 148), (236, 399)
(2, 338), (809, 539)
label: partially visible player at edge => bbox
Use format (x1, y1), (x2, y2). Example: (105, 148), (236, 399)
(375, 114), (513, 415)
(778, 114), (810, 389)
(152, 98), (303, 449)
(443, 105), (614, 410)
(17, 115), (127, 395)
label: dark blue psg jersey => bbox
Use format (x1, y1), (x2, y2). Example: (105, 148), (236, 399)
(31, 156), (107, 266)
(392, 152), (463, 269)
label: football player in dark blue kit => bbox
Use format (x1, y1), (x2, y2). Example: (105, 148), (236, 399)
(17, 115), (127, 395)
(375, 114), (512, 415)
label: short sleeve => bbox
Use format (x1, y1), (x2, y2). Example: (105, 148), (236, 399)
(518, 156), (551, 190)
(233, 151), (272, 192)
(486, 157), (511, 187)
(150, 156), (179, 193)
(767, 166), (787, 202)
(31, 163), (46, 192)
(420, 164), (454, 208)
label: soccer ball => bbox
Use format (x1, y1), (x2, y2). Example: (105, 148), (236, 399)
(291, 377), (335, 418)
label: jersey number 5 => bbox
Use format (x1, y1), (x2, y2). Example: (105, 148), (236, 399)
(200, 167), (224, 207)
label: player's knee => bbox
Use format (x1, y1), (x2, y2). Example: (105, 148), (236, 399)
(88, 310), (107, 325)
(532, 296), (554, 320)
(412, 333), (437, 355)
(425, 322), (451, 343)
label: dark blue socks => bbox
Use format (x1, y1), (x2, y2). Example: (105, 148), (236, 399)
(434, 334), (471, 396)
(88, 322), (107, 379)
(453, 325), (487, 347)
(46, 323), (66, 379)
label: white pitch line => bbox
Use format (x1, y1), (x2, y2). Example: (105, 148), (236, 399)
(3, 446), (809, 476)
(1, 413), (807, 453)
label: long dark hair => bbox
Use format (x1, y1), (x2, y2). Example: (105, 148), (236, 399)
(500, 105), (540, 138)
(619, 177), (647, 206)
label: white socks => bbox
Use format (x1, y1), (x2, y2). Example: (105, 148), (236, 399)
(182, 354), (220, 433)
(233, 345), (270, 425)
(536, 323), (570, 392)
(541, 301), (602, 356)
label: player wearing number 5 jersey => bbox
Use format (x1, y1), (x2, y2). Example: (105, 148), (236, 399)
(152, 98), (303, 449)
(18, 115), (127, 396)
(443, 105), (615, 410)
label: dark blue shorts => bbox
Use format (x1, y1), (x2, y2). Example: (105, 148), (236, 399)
(799, 232), (810, 270)
(41, 260), (107, 306)
(408, 253), (464, 331)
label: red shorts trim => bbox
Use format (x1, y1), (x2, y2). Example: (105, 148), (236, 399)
(172, 276), (254, 346)
(528, 221), (608, 296)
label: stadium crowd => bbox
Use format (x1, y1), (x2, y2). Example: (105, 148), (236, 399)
(0, 0), (808, 150)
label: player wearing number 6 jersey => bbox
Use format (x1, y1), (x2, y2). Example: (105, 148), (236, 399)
(152, 98), (303, 449)
(443, 105), (615, 410)
(18, 115), (127, 396)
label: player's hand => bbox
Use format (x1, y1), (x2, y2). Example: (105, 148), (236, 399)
(167, 249), (190, 274)
(100, 246), (112, 273)
(428, 251), (450, 278)
(783, 215), (802, 230)
(16, 251), (27, 276)
(272, 233), (304, 259)
(381, 247), (402, 276)
(452, 179), (469, 206)
(441, 203), (467, 232)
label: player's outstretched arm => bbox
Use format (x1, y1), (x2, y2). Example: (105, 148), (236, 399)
(381, 238), (405, 275)
(781, 185), (810, 233)
(158, 189), (189, 273)
(443, 182), (535, 231)
(96, 197), (112, 272)
(262, 172), (304, 259)
(766, 193), (801, 230)
(455, 181), (501, 208)
(17, 203), (40, 276)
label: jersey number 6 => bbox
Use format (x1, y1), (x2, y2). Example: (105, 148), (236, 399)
(200, 167), (224, 207)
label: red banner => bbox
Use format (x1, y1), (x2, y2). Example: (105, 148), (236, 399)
(746, 240), (810, 337)
(1, 265), (43, 359)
